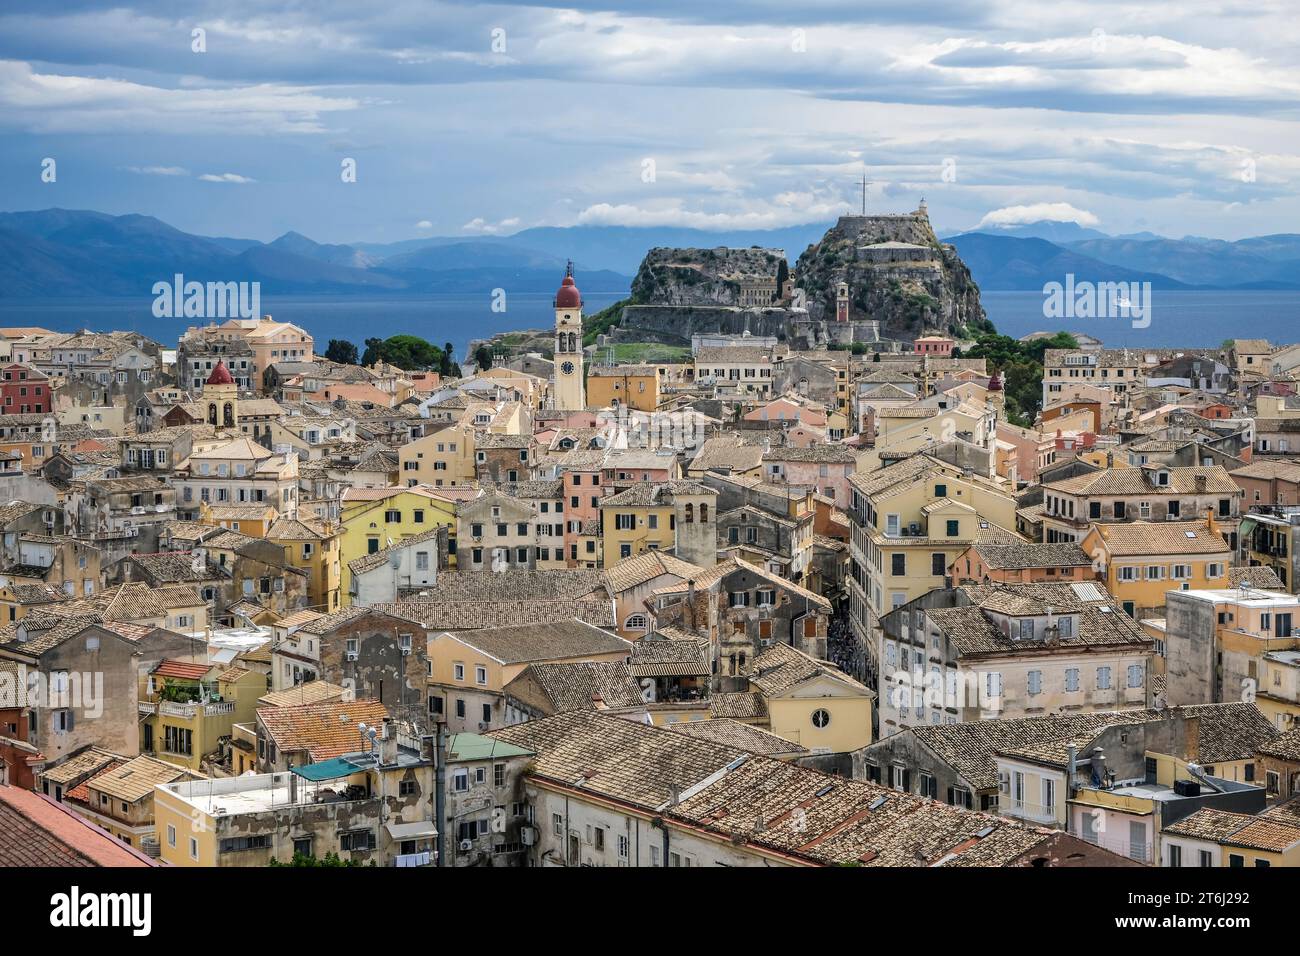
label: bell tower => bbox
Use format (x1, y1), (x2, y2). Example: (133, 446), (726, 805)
(203, 359), (239, 431)
(553, 262), (585, 411)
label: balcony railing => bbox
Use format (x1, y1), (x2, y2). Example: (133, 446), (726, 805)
(141, 700), (237, 718)
(1001, 798), (1057, 825)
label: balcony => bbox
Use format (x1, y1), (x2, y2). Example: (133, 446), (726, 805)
(141, 700), (237, 718)
(1001, 798), (1057, 826)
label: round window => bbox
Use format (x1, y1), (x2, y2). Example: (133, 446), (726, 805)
(811, 708), (831, 728)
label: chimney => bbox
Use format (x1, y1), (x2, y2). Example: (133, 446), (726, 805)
(379, 717), (398, 765)
(686, 578), (696, 628)
(1182, 713), (1201, 763)
(1092, 747), (1108, 788)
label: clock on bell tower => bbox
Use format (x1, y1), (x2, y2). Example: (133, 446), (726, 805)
(553, 261), (586, 411)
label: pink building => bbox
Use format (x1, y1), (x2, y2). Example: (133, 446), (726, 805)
(913, 336), (955, 356)
(762, 446), (859, 508)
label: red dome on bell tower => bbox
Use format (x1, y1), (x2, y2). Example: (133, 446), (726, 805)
(554, 261), (582, 309)
(206, 360), (234, 386)
(987, 369), (1003, 392)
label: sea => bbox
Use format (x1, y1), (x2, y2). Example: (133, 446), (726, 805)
(1, 289), (1298, 358)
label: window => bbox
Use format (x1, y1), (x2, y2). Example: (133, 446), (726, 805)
(452, 769), (470, 792)
(1127, 664), (1144, 688)
(756, 589), (775, 607)
(167, 825), (176, 848)
(931, 552), (946, 576)
(454, 663), (465, 681)
(1199, 850), (1213, 868)
(986, 672), (1002, 698)
(553, 813), (563, 836)
(475, 665), (487, 685)
(891, 553), (906, 576)
(1169, 844), (1182, 868)
(811, 709), (830, 728)
(494, 763), (505, 787)
(1027, 670), (1042, 696)
(1097, 666), (1112, 690)
(945, 520), (959, 537)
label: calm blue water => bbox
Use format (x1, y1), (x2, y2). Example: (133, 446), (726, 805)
(2, 289), (1298, 356)
(980, 290), (1300, 347)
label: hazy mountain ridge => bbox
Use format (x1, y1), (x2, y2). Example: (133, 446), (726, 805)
(0, 209), (1295, 299)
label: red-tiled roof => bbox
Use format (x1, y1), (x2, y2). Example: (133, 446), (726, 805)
(0, 785), (154, 867)
(151, 659), (210, 680)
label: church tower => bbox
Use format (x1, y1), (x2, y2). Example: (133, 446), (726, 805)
(553, 262), (585, 411)
(836, 281), (850, 323)
(203, 359), (239, 431)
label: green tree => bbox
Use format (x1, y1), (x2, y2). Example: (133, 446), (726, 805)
(324, 339), (358, 364)
(360, 337), (385, 366)
(474, 344), (493, 370)
(358, 335), (447, 371)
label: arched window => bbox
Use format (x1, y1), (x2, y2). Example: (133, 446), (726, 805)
(699, 503), (708, 522)
(207, 403), (217, 425)
(223, 402), (234, 426)
(624, 614), (648, 632)
(685, 503), (694, 523)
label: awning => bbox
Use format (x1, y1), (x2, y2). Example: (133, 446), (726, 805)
(385, 820), (438, 840)
(291, 757), (364, 781)
(1239, 516), (1258, 540)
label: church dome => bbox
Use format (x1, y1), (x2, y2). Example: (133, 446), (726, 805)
(988, 369), (1003, 391)
(206, 360), (234, 386)
(554, 267), (582, 309)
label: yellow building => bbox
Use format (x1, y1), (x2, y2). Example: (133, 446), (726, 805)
(586, 365), (661, 412)
(746, 642), (874, 754)
(1081, 519), (1232, 618)
(428, 619), (633, 733)
(201, 502), (278, 538)
(397, 423), (476, 488)
(339, 486), (461, 597)
(849, 455), (1020, 619)
(138, 659), (266, 771)
(69, 754), (195, 850)
(598, 480), (717, 568)
(154, 728), (437, 867)
(1162, 807), (1300, 867)
(267, 514), (344, 613)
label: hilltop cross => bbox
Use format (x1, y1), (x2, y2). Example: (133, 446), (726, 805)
(859, 172), (873, 215)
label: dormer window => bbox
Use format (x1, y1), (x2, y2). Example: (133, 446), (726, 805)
(1018, 619), (1033, 641)
(1156, 470), (1170, 486)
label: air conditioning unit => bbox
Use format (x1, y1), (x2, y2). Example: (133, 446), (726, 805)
(458, 839), (473, 852)
(520, 825), (537, 846)
(346, 651), (359, 662)
(400, 648), (410, 657)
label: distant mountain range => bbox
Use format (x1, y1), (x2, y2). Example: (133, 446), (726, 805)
(1, 209), (1297, 300)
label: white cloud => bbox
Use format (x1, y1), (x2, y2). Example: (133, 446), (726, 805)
(0, 59), (359, 135)
(978, 203), (1100, 228)
(415, 220), (434, 229)
(576, 196), (848, 230)
(462, 216), (521, 235)
(199, 172), (256, 184)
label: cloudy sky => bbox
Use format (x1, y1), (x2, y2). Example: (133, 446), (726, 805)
(1, 0), (1296, 243)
